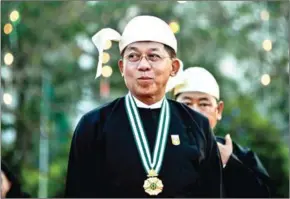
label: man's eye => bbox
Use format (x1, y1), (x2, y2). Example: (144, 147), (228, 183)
(128, 53), (138, 58)
(148, 54), (161, 61)
(199, 103), (210, 107)
(182, 102), (191, 106)
(128, 53), (140, 61)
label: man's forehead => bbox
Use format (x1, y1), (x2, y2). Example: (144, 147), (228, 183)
(179, 91), (213, 100)
(125, 41), (165, 51)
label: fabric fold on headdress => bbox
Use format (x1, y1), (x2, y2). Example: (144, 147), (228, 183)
(92, 28), (121, 78)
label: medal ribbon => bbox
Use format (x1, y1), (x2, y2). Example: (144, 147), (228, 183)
(125, 93), (170, 174)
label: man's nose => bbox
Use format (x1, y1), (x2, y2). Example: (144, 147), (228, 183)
(137, 56), (151, 71)
(190, 104), (202, 113)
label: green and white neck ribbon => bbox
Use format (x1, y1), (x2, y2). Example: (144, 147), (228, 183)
(125, 93), (171, 175)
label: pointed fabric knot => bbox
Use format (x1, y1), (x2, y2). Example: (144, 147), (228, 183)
(92, 28), (121, 79)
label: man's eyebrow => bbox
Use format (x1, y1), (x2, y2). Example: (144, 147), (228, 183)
(126, 47), (162, 52)
(181, 96), (192, 100)
(198, 97), (211, 101)
(181, 96), (211, 102)
(148, 48), (161, 52)
(126, 47), (139, 52)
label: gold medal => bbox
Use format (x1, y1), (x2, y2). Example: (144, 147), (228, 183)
(143, 176), (163, 196)
(143, 169), (163, 195)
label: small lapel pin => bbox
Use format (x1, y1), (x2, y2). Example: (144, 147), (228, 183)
(171, 134), (180, 146)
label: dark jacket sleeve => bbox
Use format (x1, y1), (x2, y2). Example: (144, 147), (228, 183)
(216, 137), (272, 198)
(198, 119), (224, 198)
(64, 112), (103, 198)
(1, 162), (30, 198)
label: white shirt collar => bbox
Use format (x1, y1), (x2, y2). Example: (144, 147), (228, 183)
(129, 92), (164, 109)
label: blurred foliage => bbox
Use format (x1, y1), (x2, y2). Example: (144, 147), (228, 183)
(1, 1), (289, 197)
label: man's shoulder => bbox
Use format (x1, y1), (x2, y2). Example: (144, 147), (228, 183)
(72, 97), (124, 140)
(81, 97), (124, 123)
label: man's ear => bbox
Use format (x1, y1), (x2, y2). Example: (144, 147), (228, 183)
(170, 59), (180, 77)
(217, 101), (224, 120)
(118, 59), (124, 77)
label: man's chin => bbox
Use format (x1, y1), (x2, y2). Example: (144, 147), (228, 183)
(137, 90), (154, 96)
(135, 87), (156, 96)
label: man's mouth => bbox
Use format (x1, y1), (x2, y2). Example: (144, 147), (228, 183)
(138, 76), (153, 80)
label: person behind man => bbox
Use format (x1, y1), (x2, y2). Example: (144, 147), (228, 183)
(1, 162), (30, 198)
(168, 66), (273, 198)
(64, 16), (223, 197)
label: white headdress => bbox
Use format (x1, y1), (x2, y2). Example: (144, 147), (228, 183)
(166, 67), (220, 100)
(92, 15), (179, 78)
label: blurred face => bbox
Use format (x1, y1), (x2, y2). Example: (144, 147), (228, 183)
(118, 41), (180, 103)
(1, 171), (11, 198)
(176, 91), (224, 129)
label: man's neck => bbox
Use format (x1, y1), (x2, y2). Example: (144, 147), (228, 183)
(130, 92), (165, 106)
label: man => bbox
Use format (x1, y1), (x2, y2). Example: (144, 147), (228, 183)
(1, 162), (30, 198)
(65, 16), (223, 197)
(169, 66), (273, 198)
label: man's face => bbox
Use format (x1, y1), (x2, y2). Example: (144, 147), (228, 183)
(176, 91), (224, 129)
(118, 41), (179, 100)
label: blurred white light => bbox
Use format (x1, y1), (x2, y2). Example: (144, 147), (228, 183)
(262, 39), (272, 51)
(169, 21), (180, 34)
(2, 113), (16, 124)
(2, 128), (16, 145)
(78, 54), (94, 70)
(104, 40), (112, 50)
(218, 56), (240, 79)
(87, 1), (99, 6)
(261, 74), (271, 86)
(75, 34), (95, 54)
(3, 23), (13, 35)
(1, 67), (12, 80)
(3, 93), (13, 105)
(10, 10), (20, 22)
(177, 1), (187, 3)
(260, 10), (269, 21)
(4, 53), (14, 65)
(102, 65), (113, 78)
(102, 52), (110, 64)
